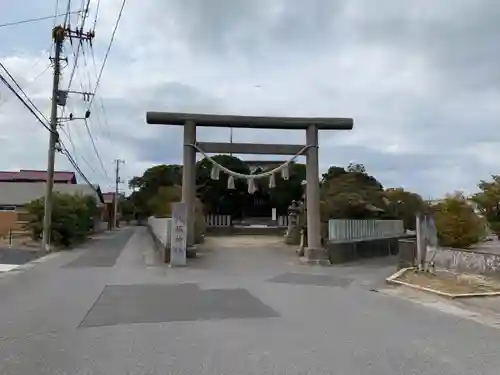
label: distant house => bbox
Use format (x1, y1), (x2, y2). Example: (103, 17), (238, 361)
(0, 181), (104, 236)
(0, 170), (77, 184)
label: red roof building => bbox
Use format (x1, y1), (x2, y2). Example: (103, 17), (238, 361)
(0, 170), (77, 184)
(102, 192), (116, 204)
(0, 172), (18, 181)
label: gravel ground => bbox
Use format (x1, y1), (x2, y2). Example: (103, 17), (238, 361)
(398, 269), (500, 294)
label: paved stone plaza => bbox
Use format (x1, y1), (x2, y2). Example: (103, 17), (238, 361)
(1, 227), (500, 374)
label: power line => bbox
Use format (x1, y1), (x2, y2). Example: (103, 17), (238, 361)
(66, 41), (109, 180)
(83, 118), (109, 178)
(0, 72), (53, 133)
(80, 43), (95, 97)
(59, 140), (98, 192)
(64, 0), (91, 91)
(63, 1), (73, 27)
(88, 0), (127, 108)
(92, 0), (101, 28)
(0, 62), (50, 124)
(59, 1), (110, 180)
(0, 63), (51, 110)
(59, 33), (107, 179)
(0, 10), (82, 29)
(85, 43), (110, 139)
(59, 125), (96, 174)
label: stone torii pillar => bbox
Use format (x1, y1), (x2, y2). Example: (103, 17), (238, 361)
(182, 120), (196, 248)
(146, 112), (354, 263)
(305, 124), (322, 260)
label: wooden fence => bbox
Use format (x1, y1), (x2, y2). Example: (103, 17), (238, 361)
(205, 214), (290, 228)
(328, 219), (404, 243)
(205, 214), (232, 228)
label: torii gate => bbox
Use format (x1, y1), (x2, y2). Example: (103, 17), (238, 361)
(146, 112), (354, 263)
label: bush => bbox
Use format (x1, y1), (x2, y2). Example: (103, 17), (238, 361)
(148, 186), (182, 218)
(434, 193), (485, 248)
(25, 193), (99, 247)
(194, 198), (206, 243)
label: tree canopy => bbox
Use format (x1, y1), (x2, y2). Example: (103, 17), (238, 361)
(321, 164), (387, 219)
(471, 175), (500, 234)
(196, 155), (250, 216)
(385, 187), (428, 230)
(433, 192), (485, 248)
(129, 156), (308, 219)
(128, 164), (183, 218)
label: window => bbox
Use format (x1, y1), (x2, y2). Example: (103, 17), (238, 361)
(0, 206), (16, 212)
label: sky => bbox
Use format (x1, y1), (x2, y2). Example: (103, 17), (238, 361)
(1, 0), (499, 199)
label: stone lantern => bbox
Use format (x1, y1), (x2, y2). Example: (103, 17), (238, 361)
(284, 200), (302, 245)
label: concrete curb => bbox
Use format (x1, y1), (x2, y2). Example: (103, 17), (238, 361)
(386, 267), (500, 299)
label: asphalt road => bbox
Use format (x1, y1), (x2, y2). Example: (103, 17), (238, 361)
(0, 247), (43, 265)
(0, 227), (500, 374)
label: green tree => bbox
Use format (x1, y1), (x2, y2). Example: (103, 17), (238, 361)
(321, 164), (387, 219)
(148, 185), (182, 218)
(267, 162), (306, 214)
(128, 164), (183, 218)
(196, 155), (250, 216)
(321, 166), (347, 184)
(119, 196), (135, 223)
(434, 192), (485, 248)
(129, 164), (182, 192)
(471, 175), (500, 235)
(25, 193), (98, 247)
(384, 187), (428, 230)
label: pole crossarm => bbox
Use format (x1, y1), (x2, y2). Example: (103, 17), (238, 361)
(190, 143), (312, 179)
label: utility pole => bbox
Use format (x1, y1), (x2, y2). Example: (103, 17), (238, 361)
(114, 159), (125, 229)
(229, 127), (233, 156)
(41, 26), (64, 253)
(41, 25), (95, 252)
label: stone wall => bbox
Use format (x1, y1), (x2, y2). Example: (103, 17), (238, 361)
(428, 247), (500, 275)
(396, 239), (500, 275)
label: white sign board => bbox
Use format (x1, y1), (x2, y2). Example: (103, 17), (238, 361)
(272, 208), (277, 221)
(170, 202), (188, 266)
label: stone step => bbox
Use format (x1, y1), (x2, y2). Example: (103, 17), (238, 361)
(207, 226), (286, 236)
